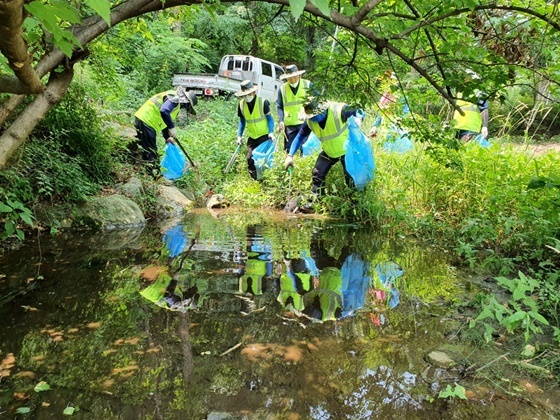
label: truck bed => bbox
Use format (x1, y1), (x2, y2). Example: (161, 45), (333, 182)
(172, 73), (244, 96)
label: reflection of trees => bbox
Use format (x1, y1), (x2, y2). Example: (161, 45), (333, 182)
(178, 312), (193, 384)
(1, 212), (474, 418)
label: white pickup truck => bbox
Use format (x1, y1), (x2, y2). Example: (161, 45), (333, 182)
(172, 55), (285, 102)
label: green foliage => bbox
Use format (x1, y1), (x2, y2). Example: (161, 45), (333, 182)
(0, 192), (34, 241)
(438, 383), (467, 400)
(470, 272), (554, 343)
(35, 83), (116, 183)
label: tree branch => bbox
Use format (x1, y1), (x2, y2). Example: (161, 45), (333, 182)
(0, 0), (44, 93)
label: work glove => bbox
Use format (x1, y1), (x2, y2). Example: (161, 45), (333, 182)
(165, 137), (175, 144)
(354, 109), (366, 127)
(268, 133), (275, 141)
(236, 136), (243, 146)
(284, 155), (294, 170)
(168, 127), (177, 139)
(368, 127), (378, 138)
(278, 121), (285, 132)
(481, 126), (488, 138)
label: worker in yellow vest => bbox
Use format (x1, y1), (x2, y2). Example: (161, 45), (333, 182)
(133, 86), (197, 176)
(283, 99), (365, 210)
(451, 90), (489, 142)
(235, 80), (275, 180)
(277, 65), (313, 152)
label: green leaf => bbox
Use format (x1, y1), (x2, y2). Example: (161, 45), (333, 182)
(0, 202), (13, 212)
(483, 322), (495, 343)
(16, 407), (31, 414)
(5, 220), (15, 236)
(34, 381), (51, 392)
(63, 406), (77, 415)
(475, 306), (494, 321)
(528, 311), (549, 326)
(50, 0), (81, 23)
(20, 212), (34, 227)
(84, 0), (112, 27)
(289, 0), (306, 21)
(310, 0), (330, 16)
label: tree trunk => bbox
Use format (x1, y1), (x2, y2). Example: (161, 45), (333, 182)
(0, 66), (74, 169)
(0, 94), (25, 127)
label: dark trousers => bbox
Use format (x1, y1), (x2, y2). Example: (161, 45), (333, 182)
(247, 134), (269, 180)
(312, 151), (354, 196)
(134, 117), (159, 168)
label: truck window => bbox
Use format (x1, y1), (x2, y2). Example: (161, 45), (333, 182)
(262, 62), (273, 77)
(275, 65), (284, 80)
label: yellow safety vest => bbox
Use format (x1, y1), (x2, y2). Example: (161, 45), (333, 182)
(281, 79), (311, 126)
(307, 102), (348, 158)
(240, 97), (269, 139)
(134, 90), (180, 132)
(452, 98), (482, 133)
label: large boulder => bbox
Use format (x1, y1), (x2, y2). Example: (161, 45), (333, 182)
(115, 176), (143, 199)
(73, 194), (146, 230)
(156, 185), (194, 218)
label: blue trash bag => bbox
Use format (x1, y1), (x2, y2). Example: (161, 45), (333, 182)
(252, 139), (276, 180)
(472, 134), (490, 147)
(162, 224), (189, 258)
(161, 143), (188, 180)
(302, 133), (321, 156)
(383, 125), (414, 153)
(345, 116), (376, 191)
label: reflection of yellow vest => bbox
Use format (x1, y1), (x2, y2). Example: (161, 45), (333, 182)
(452, 98), (482, 133)
(240, 97), (268, 139)
(239, 275), (263, 295)
(307, 102), (348, 158)
(134, 90), (179, 132)
(281, 80), (310, 126)
(277, 272), (311, 311)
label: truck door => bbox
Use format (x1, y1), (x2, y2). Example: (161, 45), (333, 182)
(257, 60), (280, 102)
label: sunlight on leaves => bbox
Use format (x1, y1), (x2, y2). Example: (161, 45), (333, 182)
(34, 381), (51, 392)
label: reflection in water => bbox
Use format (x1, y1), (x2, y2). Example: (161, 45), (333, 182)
(1, 211), (544, 419)
(237, 225), (273, 297)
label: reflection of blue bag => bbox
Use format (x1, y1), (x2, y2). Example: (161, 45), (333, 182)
(341, 254), (371, 318)
(345, 117), (375, 191)
(162, 224), (188, 258)
(252, 139), (276, 180)
(302, 133), (321, 156)
(375, 261), (404, 309)
(161, 143), (188, 180)
(472, 134), (490, 147)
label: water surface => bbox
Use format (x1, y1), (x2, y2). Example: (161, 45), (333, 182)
(0, 209), (557, 419)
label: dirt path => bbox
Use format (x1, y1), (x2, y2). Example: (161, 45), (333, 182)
(511, 142), (560, 156)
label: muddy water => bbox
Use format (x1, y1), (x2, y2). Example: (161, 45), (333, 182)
(0, 210), (558, 419)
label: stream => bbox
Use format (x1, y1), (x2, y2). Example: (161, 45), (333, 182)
(0, 209), (558, 419)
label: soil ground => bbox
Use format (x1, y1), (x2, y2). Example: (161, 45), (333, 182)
(512, 142), (560, 156)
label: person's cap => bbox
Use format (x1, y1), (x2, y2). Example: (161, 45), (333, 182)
(279, 64), (306, 80)
(302, 97), (328, 118)
(176, 86), (197, 115)
(234, 80), (258, 97)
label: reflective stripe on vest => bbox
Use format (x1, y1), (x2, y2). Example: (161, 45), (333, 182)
(240, 97), (268, 139)
(452, 98), (482, 133)
(134, 90), (179, 132)
(307, 102), (348, 158)
(281, 79), (310, 126)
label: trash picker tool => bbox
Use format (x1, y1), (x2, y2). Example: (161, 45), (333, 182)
(224, 144), (241, 173)
(172, 138), (197, 169)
